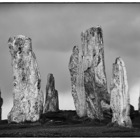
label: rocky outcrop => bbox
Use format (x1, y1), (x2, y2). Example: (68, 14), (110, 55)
(0, 90), (3, 120)
(69, 26), (108, 119)
(8, 35), (44, 123)
(110, 57), (132, 128)
(43, 74), (59, 113)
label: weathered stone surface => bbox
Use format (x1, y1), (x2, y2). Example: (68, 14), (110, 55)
(69, 46), (87, 117)
(8, 35), (44, 123)
(43, 73), (59, 113)
(84, 66), (103, 120)
(0, 90), (3, 120)
(82, 27), (108, 120)
(101, 100), (111, 112)
(69, 26), (108, 119)
(110, 57), (132, 128)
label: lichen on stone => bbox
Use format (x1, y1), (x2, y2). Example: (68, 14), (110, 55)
(43, 73), (59, 113)
(110, 57), (132, 128)
(7, 35), (44, 123)
(69, 26), (109, 119)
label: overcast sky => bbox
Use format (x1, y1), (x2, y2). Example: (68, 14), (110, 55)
(0, 3), (140, 119)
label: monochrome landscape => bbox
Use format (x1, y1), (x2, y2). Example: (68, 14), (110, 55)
(0, 3), (140, 137)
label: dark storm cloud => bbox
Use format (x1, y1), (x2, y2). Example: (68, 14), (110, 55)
(105, 20), (140, 58)
(0, 4), (81, 52)
(0, 4), (140, 54)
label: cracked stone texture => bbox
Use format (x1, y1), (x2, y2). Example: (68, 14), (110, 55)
(69, 45), (87, 117)
(84, 66), (103, 120)
(69, 26), (108, 119)
(0, 90), (3, 120)
(7, 35), (44, 123)
(101, 100), (111, 112)
(110, 57), (132, 128)
(43, 73), (59, 113)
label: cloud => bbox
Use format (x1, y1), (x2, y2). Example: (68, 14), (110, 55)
(1, 3), (140, 55)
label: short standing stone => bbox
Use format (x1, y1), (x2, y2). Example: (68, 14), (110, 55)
(7, 35), (44, 123)
(0, 90), (3, 120)
(110, 57), (132, 128)
(43, 74), (59, 113)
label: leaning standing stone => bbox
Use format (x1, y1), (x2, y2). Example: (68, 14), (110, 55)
(8, 35), (44, 123)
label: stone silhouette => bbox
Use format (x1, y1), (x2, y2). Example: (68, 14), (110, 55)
(110, 57), (132, 128)
(43, 73), (59, 113)
(69, 26), (108, 119)
(0, 89), (3, 120)
(8, 35), (44, 123)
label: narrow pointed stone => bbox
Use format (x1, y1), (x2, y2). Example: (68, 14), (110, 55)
(43, 74), (59, 113)
(69, 26), (108, 119)
(69, 46), (87, 117)
(8, 35), (44, 123)
(110, 57), (132, 128)
(0, 90), (3, 120)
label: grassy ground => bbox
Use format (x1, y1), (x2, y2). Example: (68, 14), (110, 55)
(0, 111), (140, 137)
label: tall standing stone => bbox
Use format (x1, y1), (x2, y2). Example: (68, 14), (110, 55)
(8, 35), (44, 123)
(69, 26), (108, 119)
(82, 27), (108, 120)
(0, 90), (3, 120)
(43, 73), (59, 113)
(69, 46), (87, 117)
(110, 57), (132, 127)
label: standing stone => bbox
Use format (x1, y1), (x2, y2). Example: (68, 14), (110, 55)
(8, 35), (44, 123)
(110, 57), (132, 128)
(69, 26), (108, 119)
(0, 90), (3, 120)
(43, 73), (59, 113)
(82, 27), (108, 120)
(69, 46), (87, 117)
